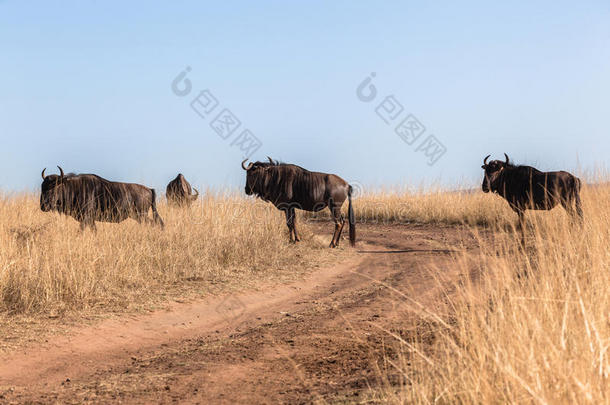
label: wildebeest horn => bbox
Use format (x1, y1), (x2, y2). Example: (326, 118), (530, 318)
(504, 153), (510, 165)
(483, 155), (490, 165)
(241, 159), (253, 171)
(41, 168), (46, 180)
(267, 156), (274, 164)
(57, 166), (65, 180)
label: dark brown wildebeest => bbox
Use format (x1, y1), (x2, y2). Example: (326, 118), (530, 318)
(166, 173), (199, 206)
(40, 166), (165, 231)
(242, 158), (356, 248)
(481, 153), (583, 243)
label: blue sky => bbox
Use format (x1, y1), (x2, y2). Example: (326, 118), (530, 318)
(1, 1), (609, 192)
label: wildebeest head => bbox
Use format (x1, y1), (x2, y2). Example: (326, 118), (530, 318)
(40, 166), (66, 212)
(241, 158), (273, 197)
(481, 154), (510, 193)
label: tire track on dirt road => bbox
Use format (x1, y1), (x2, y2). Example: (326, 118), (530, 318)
(0, 223), (477, 404)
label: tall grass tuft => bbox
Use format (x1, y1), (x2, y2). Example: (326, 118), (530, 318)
(0, 192), (337, 316)
(373, 184), (609, 403)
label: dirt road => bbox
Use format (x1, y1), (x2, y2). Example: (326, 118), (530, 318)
(0, 223), (477, 404)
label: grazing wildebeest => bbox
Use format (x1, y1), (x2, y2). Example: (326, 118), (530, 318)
(481, 153), (583, 243)
(166, 173), (199, 207)
(242, 158), (356, 248)
(40, 166), (165, 231)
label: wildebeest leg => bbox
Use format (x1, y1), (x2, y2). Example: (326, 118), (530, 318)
(562, 192), (584, 226)
(560, 198), (577, 223)
(290, 207), (301, 242)
(80, 219), (97, 232)
(335, 211), (346, 246)
(284, 209), (296, 243)
(574, 188), (584, 223)
(135, 213), (159, 228)
(134, 213), (147, 225)
(151, 189), (165, 228)
(152, 211), (165, 228)
(516, 210), (526, 247)
(134, 210), (164, 228)
(329, 204), (342, 248)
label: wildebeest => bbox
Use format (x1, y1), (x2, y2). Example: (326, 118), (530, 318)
(166, 173), (199, 207)
(481, 154), (583, 242)
(242, 157), (356, 248)
(41, 166), (165, 231)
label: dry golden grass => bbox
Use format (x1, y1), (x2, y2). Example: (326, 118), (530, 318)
(355, 189), (508, 226)
(0, 192), (341, 318)
(1, 182), (607, 402)
(367, 184), (609, 404)
(305, 187), (510, 226)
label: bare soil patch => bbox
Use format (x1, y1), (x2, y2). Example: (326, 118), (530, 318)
(0, 223), (478, 404)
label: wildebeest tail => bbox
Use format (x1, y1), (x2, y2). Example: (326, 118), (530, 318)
(348, 185), (356, 247)
(151, 189), (165, 228)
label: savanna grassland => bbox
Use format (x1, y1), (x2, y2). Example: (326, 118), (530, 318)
(0, 183), (607, 404)
(0, 192), (345, 347)
(354, 184), (609, 404)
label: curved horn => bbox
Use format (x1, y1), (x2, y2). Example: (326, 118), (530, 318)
(193, 188), (199, 197)
(241, 159), (254, 171)
(483, 155), (491, 165)
(41, 168), (46, 180)
(504, 153), (510, 165)
(267, 156), (274, 164)
(57, 166), (65, 180)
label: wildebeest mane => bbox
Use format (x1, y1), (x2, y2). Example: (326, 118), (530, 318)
(51, 174), (114, 216)
(249, 160), (325, 203)
(500, 163), (545, 184)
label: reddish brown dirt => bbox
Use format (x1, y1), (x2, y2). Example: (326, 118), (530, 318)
(0, 223), (478, 404)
